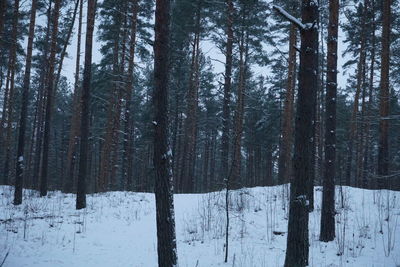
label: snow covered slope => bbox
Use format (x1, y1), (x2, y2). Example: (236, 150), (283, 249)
(1, 185), (399, 267)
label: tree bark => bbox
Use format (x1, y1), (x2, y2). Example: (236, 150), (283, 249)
(153, 0), (178, 265)
(220, 0), (234, 183)
(14, 0), (38, 205)
(377, 0), (391, 188)
(1, 0), (20, 185)
(40, 0), (61, 197)
(345, 2), (367, 187)
(76, 0), (97, 210)
(122, 0), (139, 191)
(278, 24), (297, 185)
(64, 0), (84, 193)
(284, 1), (318, 266)
(320, 0), (339, 242)
(180, 1), (201, 193)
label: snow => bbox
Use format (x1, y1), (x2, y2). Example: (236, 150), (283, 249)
(272, 5), (306, 30)
(1, 185), (399, 266)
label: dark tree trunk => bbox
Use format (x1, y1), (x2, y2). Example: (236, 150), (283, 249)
(1, 0), (20, 185)
(31, 1), (52, 190)
(377, 0), (391, 188)
(153, 0), (178, 265)
(278, 23), (297, 185)
(76, 0), (97, 210)
(220, 0), (234, 182)
(122, 0), (139, 191)
(363, 0), (376, 188)
(320, 0), (339, 242)
(284, 1), (318, 266)
(55, 0), (80, 87)
(180, 2), (201, 193)
(40, 0), (61, 197)
(98, 26), (122, 192)
(64, 0), (84, 193)
(345, 2), (367, 187)
(14, 0), (38, 205)
(229, 12), (248, 189)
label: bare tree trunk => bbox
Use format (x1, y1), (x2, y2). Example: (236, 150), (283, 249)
(377, 0), (391, 188)
(122, 0), (139, 191)
(76, 0), (97, 210)
(153, 0), (178, 265)
(345, 1), (367, 187)
(32, 0), (53, 190)
(320, 0), (339, 242)
(40, 0), (62, 197)
(98, 25), (122, 192)
(363, 0), (376, 188)
(14, 0), (38, 205)
(1, 0), (20, 185)
(180, 2), (201, 193)
(220, 0), (234, 183)
(229, 13), (248, 190)
(278, 24), (297, 185)
(283, 1), (318, 266)
(64, 0), (84, 193)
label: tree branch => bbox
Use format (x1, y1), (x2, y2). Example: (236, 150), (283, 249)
(272, 5), (306, 30)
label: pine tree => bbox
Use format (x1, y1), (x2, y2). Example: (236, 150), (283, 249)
(320, 0), (339, 242)
(377, 0), (391, 188)
(275, 1), (319, 265)
(14, 0), (38, 205)
(153, 0), (178, 265)
(40, 0), (61, 197)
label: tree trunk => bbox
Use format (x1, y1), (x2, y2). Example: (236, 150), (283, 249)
(1, 0), (20, 185)
(122, 0), (139, 191)
(229, 11), (248, 190)
(363, 0), (376, 188)
(64, 0), (84, 193)
(220, 0), (234, 183)
(345, 2), (367, 187)
(180, 1), (201, 193)
(32, 0), (53, 190)
(278, 24), (297, 185)
(284, 1), (318, 266)
(153, 0), (178, 265)
(14, 0), (38, 205)
(320, 0), (339, 242)
(377, 0), (391, 188)
(40, 0), (61, 197)
(76, 0), (97, 210)
(98, 23), (122, 192)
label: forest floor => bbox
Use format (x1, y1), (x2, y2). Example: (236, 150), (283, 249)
(0, 185), (399, 267)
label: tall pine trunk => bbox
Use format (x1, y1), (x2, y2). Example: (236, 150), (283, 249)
(76, 0), (97, 210)
(320, 0), (339, 242)
(1, 0), (20, 185)
(278, 24), (297, 185)
(40, 0), (61, 197)
(14, 0), (38, 205)
(284, 1), (318, 266)
(345, 2), (367, 187)
(220, 0), (234, 183)
(377, 0), (391, 188)
(180, 1), (201, 193)
(65, 0), (84, 193)
(122, 0), (139, 191)
(153, 0), (178, 265)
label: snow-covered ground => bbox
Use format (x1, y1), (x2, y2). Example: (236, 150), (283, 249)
(0, 185), (399, 267)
